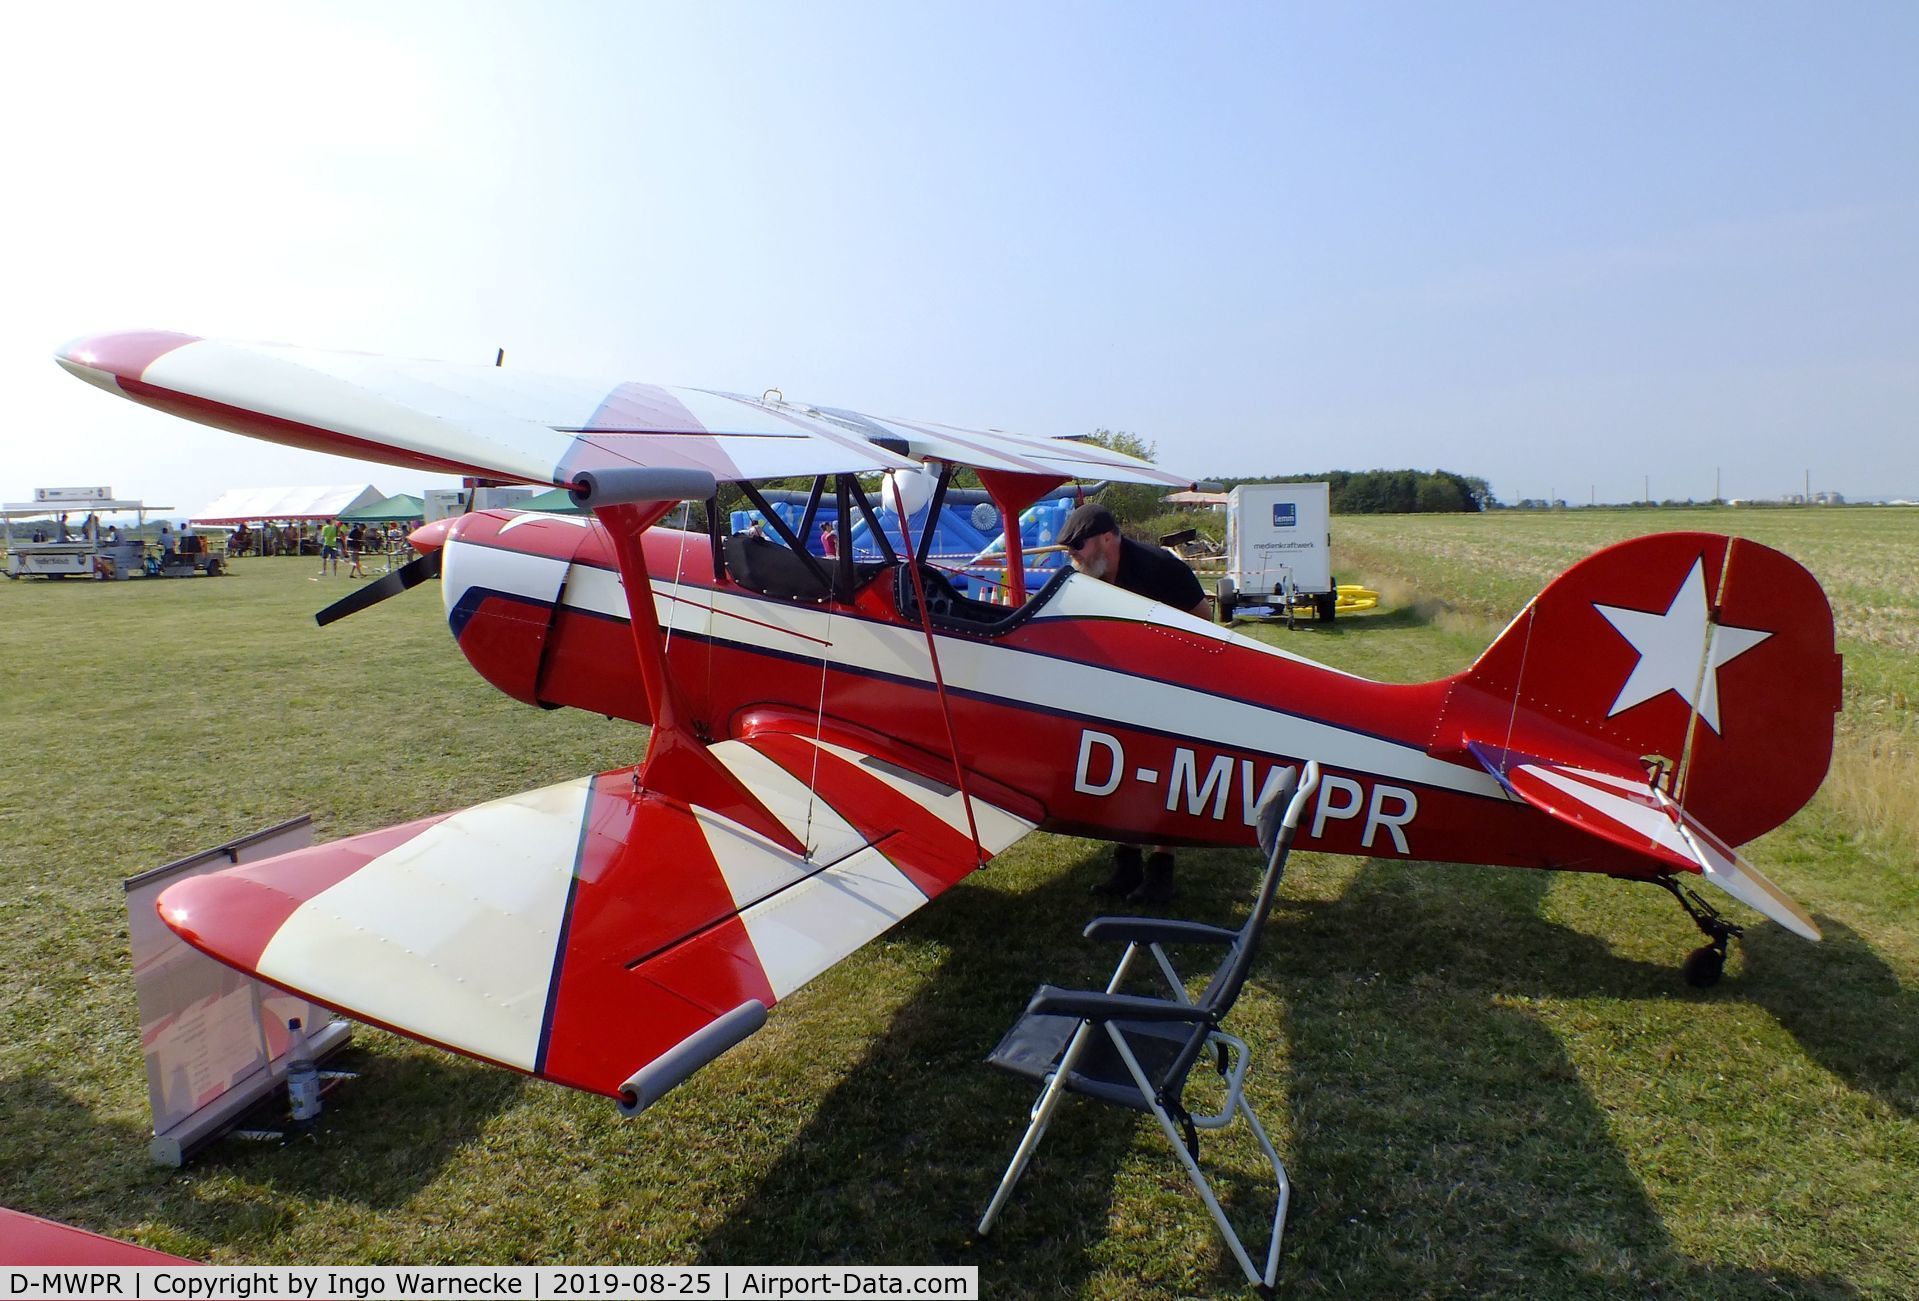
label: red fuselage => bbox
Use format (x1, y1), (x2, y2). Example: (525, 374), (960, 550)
(434, 511), (1656, 878)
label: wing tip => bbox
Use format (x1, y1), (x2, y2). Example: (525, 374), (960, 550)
(55, 330), (201, 387)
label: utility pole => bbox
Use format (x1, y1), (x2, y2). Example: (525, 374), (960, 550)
(1715, 466), (1721, 503)
(1644, 474), (1650, 505)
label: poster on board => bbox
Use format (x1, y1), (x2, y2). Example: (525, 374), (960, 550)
(125, 816), (351, 1165)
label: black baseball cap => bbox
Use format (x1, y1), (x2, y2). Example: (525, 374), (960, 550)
(1059, 503), (1119, 549)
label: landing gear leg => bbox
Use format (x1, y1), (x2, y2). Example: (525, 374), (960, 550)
(1652, 875), (1743, 987)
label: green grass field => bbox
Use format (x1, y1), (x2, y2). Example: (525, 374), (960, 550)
(2, 509), (1914, 1297)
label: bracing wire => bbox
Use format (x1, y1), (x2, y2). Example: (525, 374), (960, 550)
(891, 474), (986, 868)
(804, 590), (832, 857)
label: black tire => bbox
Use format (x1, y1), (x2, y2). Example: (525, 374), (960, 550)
(1682, 944), (1725, 988)
(1216, 576), (1237, 623)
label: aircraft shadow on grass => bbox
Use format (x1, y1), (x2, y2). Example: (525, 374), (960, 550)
(1265, 858), (1866, 1298)
(1743, 916), (1918, 1118)
(186, 1049), (528, 1214)
(0, 1075), (153, 1216)
(0, 1053), (524, 1257)
(695, 846), (1872, 1297)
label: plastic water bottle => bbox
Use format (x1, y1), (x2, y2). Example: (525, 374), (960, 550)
(285, 1017), (322, 1135)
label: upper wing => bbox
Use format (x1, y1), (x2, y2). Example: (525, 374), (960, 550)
(156, 732), (1038, 1108)
(56, 331), (1187, 489)
(801, 406), (1195, 486)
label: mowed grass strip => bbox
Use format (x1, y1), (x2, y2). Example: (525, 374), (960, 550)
(2, 515), (1915, 1297)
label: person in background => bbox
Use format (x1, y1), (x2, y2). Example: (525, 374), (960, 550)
(1056, 502), (1211, 906)
(346, 522), (366, 579)
(317, 519), (341, 578)
(820, 520), (838, 557)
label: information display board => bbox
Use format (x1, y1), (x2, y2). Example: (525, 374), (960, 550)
(125, 816), (351, 1165)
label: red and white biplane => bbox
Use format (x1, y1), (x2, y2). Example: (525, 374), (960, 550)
(57, 330), (1842, 1113)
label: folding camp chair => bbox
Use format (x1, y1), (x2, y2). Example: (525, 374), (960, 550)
(978, 760), (1321, 1295)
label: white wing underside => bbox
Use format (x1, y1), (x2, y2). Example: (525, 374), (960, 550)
(58, 333), (1192, 489)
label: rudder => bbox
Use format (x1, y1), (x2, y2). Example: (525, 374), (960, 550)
(1455, 532), (1842, 849)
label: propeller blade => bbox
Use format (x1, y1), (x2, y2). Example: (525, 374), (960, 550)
(315, 550), (443, 627)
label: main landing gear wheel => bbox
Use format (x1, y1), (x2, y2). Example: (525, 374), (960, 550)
(1653, 875), (1743, 987)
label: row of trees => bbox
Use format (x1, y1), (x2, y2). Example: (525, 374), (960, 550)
(1215, 469), (1493, 515)
(1081, 432), (1493, 519)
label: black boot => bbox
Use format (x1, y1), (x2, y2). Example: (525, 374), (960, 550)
(1129, 851), (1176, 905)
(1093, 845), (1145, 897)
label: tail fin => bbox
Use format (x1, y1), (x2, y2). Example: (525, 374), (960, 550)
(1444, 533), (1842, 932)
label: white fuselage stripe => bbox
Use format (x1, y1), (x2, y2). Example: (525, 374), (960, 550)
(444, 542), (1503, 799)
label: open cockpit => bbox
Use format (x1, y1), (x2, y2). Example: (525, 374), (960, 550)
(711, 465), (1079, 636)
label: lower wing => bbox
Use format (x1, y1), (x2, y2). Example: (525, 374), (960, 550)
(158, 734), (1036, 1110)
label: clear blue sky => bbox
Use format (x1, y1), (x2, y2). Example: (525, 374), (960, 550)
(7, 1), (1916, 510)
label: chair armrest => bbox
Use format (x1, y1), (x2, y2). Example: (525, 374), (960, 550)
(1082, 916), (1239, 947)
(1025, 985), (1215, 1025)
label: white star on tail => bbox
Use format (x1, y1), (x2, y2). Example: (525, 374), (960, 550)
(1594, 557), (1771, 734)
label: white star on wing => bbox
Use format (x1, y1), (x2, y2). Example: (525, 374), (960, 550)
(1594, 557), (1771, 734)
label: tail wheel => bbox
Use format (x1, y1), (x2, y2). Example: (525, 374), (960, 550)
(1683, 944), (1727, 987)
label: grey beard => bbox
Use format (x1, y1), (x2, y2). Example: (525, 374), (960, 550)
(1071, 552), (1109, 581)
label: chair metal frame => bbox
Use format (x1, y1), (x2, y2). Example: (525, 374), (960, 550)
(978, 761), (1321, 1294)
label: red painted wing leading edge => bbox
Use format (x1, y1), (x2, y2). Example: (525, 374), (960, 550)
(159, 735), (1036, 1104)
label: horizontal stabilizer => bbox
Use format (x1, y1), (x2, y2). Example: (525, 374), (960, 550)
(1467, 742), (1818, 940)
(158, 735), (1036, 1103)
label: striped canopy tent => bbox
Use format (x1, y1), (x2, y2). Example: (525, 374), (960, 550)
(339, 493), (426, 523)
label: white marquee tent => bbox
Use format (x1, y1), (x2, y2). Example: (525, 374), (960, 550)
(190, 485), (385, 525)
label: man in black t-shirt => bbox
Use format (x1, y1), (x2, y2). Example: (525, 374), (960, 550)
(1058, 503), (1211, 904)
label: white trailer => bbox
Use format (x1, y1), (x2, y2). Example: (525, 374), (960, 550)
(1217, 482), (1335, 625)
